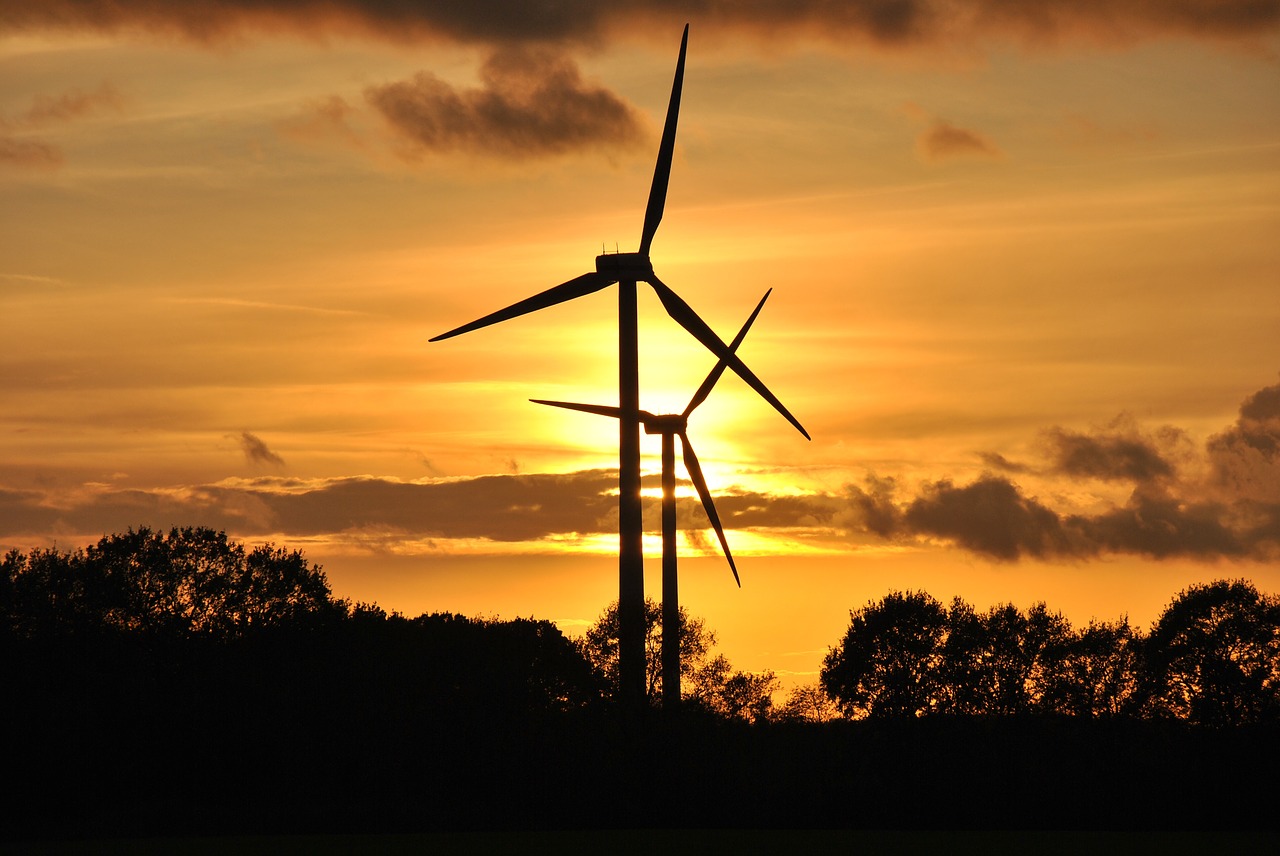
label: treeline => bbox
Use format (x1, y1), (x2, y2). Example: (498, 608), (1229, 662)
(817, 584), (1280, 727)
(2, 527), (602, 719)
(6, 527), (1279, 728)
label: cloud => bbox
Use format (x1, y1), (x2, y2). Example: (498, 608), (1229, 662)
(18, 83), (124, 127)
(1207, 379), (1280, 503)
(918, 119), (1002, 162)
(977, 451), (1030, 474)
(842, 475), (901, 538)
(239, 432), (286, 467)
(0, 137), (64, 170)
(2, 1), (1277, 49)
(1043, 421), (1177, 483)
(904, 475), (1075, 560)
(365, 50), (646, 161)
(1070, 487), (1247, 559)
(277, 95), (365, 150)
(0, 83), (124, 171)
(4, 381), (1279, 565)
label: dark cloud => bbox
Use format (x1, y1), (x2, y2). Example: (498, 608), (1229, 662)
(1207, 379), (1280, 503)
(842, 475), (901, 538)
(1043, 423), (1175, 483)
(1069, 488), (1247, 560)
(977, 451), (1030, 474)
(239, 432), (286, 467)
(365, 50), (646, 160)
(1239, 382), (1280, 423)
(918, 119), (1001, 162)
(904, 476), (1074, 561)
(2, 1), (1276, 48)
(0, 471), (623, 546)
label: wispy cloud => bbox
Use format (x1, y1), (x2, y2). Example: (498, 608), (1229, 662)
(917, 119), (1002, 162)
(0, 137), (63, 170)
(0, 82), (124, 171)
(277, 95), (368, 153)
(17, 83), (124, 127)
(239, 432), (286, 467)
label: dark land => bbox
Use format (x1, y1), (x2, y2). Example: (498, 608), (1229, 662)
(4, 530), (1278, 846)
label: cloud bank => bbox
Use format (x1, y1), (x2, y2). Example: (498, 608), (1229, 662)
(3, 1), (1276, 48)
(4, 380), (1279, 564)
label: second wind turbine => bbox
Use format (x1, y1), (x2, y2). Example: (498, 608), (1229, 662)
(533, 290), (772, 709)
(430, 25), (808, 712)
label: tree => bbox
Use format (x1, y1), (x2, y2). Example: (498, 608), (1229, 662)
(581, 597), (713, 701)
(581, 598), (776, 719)
(2, 527), (340, 640)
(1141, 579), (1280, 725)
(774, 682), (842, 723)
(1038, 617), (1142, 717)
(939, 600), (1074, 715)
(685, 654), (779, 723)
(821, 591), (948, 718)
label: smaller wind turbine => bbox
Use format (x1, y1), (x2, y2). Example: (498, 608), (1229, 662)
(532, 289), (771, 709)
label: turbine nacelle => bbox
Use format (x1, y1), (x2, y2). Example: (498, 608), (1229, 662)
(595, 252), (653, 282)
(643, 414), (687, 435)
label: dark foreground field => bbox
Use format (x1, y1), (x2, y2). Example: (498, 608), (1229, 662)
(5, 538), (1277, 846)
(5, 830), (1280, 856)
(5, 707), (1278, 843)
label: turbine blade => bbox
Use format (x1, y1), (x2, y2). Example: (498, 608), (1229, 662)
(530, 400), (658, 424)
(684, 289), (771, 418)
(430, 271), (614, 342)
(530, 400), (623, 420)
(648, 276), (810, 440)
(681, 433), (740, 587)
(638, 24), (688, 257)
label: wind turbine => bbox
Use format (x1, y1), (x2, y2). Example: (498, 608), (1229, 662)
(531, 289), (771, 710)
(430, 25), (808, 712)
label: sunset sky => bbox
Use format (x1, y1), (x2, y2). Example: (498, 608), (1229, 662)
(3, 2), (1279, 687)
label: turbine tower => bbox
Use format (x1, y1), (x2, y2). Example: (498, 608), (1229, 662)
(430, 26), (808, 713)
(532, 289), (771, 709)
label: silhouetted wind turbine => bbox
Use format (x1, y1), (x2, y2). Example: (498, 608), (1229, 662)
(430, 25), (808, 712)
(532, 290), (770, 709)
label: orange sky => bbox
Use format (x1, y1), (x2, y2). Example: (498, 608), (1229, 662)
(3, 2), (1280, 686)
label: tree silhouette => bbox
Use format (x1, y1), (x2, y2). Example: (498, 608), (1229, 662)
(822, 592), (1146, 719)
(1141, 579), (1280, 725)
(685, 653), (778, 723)
(939, 600), (1073, 715)
(581, 598), (776, 718)
(3, 527), (338, 641)
(821, 590), (948, 718)
(1040, 617), (1142, 717)
(774, 682), (842, 722)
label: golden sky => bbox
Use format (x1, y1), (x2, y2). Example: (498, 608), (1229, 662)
(3, 1), (1280, 684)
